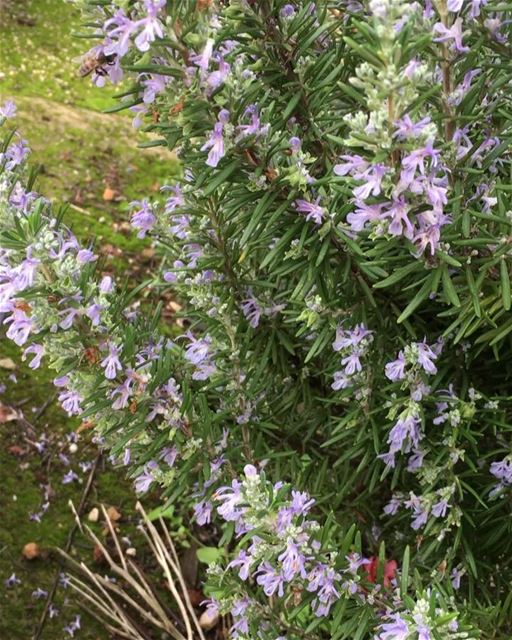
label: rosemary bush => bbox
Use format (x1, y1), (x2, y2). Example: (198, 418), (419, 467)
(2, 0), (512, 637)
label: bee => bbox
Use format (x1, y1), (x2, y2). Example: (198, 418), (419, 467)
(77, 50), (117, 78)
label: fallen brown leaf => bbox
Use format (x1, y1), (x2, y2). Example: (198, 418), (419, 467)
(22, 542), (41, 560)
(106, 506), (121, 522)
(102, 187), (116, 201)
(0, 357), (16, 370)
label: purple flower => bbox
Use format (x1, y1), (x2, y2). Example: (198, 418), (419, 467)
(416, 340), (438, 375)
(134, 0), (166, 52)
(384, 197), (414, 239)
(22, 343), (44, 369)
(241, 293), (262, 328)
(58, 390), (83, 416)
(490, 457), (512, 485)
(278, 540), (307, 581)
(141, 73), (169, 104)
(32, 588), (49, 599)
(236, 105), (269, 140)
(347, 201), (385, 232)
(448, 0), (464, 10)
(383, 497), (401, 515)
(256, 562), (285, 597)
(130, 199), (156, 238)
(376, 613), (410, 640)
(0, 100), (17, 119)
(387, 413), (422, 454)
(431, 499), (449, 518)
(385, 351), (406, 381)
(77, 248), (97, 263)
(433, 18), (469, 53)
(333, 154), (368, 177)
(184, 332), (212, 364)
(63, 614), (81, 637)
(4, 573), (21, 588)
(190, 38), (214, 74)
(135, 460), (158, 493)
(101, 344), (123, 379)
(201, 109), (230, 167)
(293, 197), (326, 225)
(4, 308), (33, 346)
(394, 115), (432, 139)
(62, 471), (79, 484)
(353, 164), (388, 200)
(289, 136), (302, 153)
(5, 138), (30, 169)
(215, 480), (245, 522)
(280, 4), (296, 18)
(194, 500), (213, 526)
(100, 275), (114, 293)
(451, 567), (464, 589)
(332, 324), (372, 350)
(229, 550), (254, 580)
(341, 350), (363, 375)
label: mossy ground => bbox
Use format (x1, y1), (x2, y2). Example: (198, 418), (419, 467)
(0, 1), (179, 637)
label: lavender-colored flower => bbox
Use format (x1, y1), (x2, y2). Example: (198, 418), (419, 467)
(278, 540), (307, 581)
(161, 446), (178, 467)
(135, 460), (158, 493)
(4, 573), (21, 588)
(63, 614), (81, 637)
(163, 184), (184, 212)
(431, 499), (449, 518)
(280, 4), (296, 18)
(416, 340), (438, 375)
(332, 324), (372, 350)
(383, 497), (401, 515)
(347, 201), (385, 232)
(58, 390), (83, 416)
(130, 199), (156, 238)
(236, 105), (269, 140)
(333, 154), (368, 177)
(201, 109), (230, 167)
(293, 197), (325, 225)
(433, 18), (469, 53)
(32, 588), (49, 599)
(99, 275), (114, 294)
(384, 197), (414, 239)
(385, 351), (406, 381)
(0, 100), (16, 119)
(215, 479), (246, 522)
(22, 343), (44, 369)
(394, 115), (432, 139)
(229, 550), (254, 580)
(4, 308), (33, 346)
(77, 248), (97, 263)
(141, 73), (168, 104)
(289, 136), (302, 153)
(376, 613), (410, 640)
(62, 470), (79, 484)
(134, 0), (166, 52)
(448, 0), (464, 10)
(190, 38), (215, 74)
(183, 331), (213, 365)
(194, 500), (213, 526)
(5, 138), (30, 169)
(241, 293), (262, 328)
(354, 163), (388, 200)
(101, 344), (123, 379)
(255, 562), (285, 597)
(451, 567), (464, 589)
